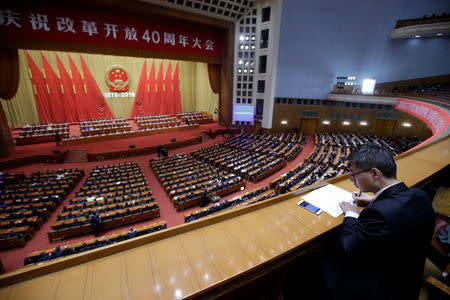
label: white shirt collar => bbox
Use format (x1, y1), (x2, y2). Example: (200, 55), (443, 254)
(373, 182), (400, 201)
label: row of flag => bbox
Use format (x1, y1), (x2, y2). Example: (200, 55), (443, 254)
(26, 51), (182, 124)
(131, 60), (181, 117)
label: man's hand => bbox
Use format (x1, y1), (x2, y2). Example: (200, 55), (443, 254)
(339, 201), (360, 214)
(352, 191), (374, 206)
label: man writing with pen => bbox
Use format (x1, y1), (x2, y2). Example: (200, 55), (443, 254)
(321, 144), (435, 299)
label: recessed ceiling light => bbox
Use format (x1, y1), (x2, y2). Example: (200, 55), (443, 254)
(436, 33), (443, 36)
(402, 122), (412, 127)
(343, 121), (350, 126)
(414, 35), (421, 38)
(322, 120), (330, 125)
(360, 121), (367, 126)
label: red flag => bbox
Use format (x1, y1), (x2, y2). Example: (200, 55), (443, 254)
(173, 62), (182, 113)
(156, 61), (165, 114)
(79, 54), (114, 119)
(41, 52), (67, 123)
(68, 54), (89, 120)
(25, 51), (53, 124)
(164, 62), (174, 114)
(148, 61), (158, 115)
(131, 60), (149, 117)
(56, 53), (78, 122)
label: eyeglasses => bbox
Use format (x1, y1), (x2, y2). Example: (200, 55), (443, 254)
(349, 168), (371, 179)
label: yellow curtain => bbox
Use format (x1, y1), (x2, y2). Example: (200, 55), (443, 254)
(1, 49), (219, 127)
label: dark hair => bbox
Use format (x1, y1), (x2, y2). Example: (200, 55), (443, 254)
(347, 144), (397, 179)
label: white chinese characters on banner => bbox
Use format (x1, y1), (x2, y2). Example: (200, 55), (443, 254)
(56, 17), (76, 33)
(104, 23), (118, 39)
(0, 9), (21, 27)
(0, 9), (216, 51)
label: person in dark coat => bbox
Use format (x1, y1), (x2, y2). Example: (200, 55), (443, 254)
(318, 144), (435, 300)
(55, 132), (61, 146)
(90, 213), (102, 237)
(156, 145), (163, 158)
(200, 191), (210, 208)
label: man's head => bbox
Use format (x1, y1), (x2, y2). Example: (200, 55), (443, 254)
(347, 144), (397, 192)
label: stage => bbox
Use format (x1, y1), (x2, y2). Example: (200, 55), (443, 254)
(1, 123), (227, 166)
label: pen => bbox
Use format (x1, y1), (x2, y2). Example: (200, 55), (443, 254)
(357, 190), (362, 197)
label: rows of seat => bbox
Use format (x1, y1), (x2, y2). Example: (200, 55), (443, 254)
(150, 154), (245, 211)
(0, 169), (84, 249)
(25, 220), (167, 265)
(134, 115), (181, 130)
(176, 111), (213, 124)
(184, 186), (279, 222)
(223, 131), (305, 161)
(395, 136), (424, 152)
(17, 122), (69, 138)
(191, 132), (305, 183)
(16, 123), (70, 145)
(80, 118), (132, 137)
(271, 133), (400, 193)
(48, 162), (160, 241)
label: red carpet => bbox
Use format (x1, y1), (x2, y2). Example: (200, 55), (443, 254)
(0, 125), (315, 274)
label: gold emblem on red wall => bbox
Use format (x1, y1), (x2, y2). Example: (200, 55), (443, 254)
(105, 65), (130, 92)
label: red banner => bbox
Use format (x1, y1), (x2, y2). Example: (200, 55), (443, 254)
(395, 98), (449, 135)
(396, 98), (449, 151)
(0, 6), (221, 58)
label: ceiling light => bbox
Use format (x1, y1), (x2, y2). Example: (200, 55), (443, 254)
(239, 35), (244, 41)
(245, 36), (250, 41)
(243, 68), (248, 73)
(343, 121), (350, 126)
(414, 35), (421, 38)
(360, 121), (367, 126)
(322, 120), (330, 125)
(281, 120), (287, 125)
(402, 122), (412, 127)
(436, 33), (443, 36)
(251, 36), (256, 41)
(250, 45), (255, 50)
(244, 45), (249, 49)
(362, 78), (376, 94)
(238, 60), (243, 65)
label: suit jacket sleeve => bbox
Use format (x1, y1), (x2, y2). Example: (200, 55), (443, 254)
(339, 207), (391, 256)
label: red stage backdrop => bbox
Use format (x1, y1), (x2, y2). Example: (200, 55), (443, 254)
(1, 6), (221, 58)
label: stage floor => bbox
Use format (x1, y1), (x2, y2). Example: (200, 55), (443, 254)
(2, 123), (226, 162)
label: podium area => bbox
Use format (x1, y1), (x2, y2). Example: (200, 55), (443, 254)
(0, 135), (447, 299)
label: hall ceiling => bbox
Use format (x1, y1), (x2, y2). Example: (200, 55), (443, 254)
(139, 0), (256, 22)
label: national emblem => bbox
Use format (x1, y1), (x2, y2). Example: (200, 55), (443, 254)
(105, 65), (130, 92)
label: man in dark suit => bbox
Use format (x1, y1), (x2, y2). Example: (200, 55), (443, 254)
(325, 143), (435, 299)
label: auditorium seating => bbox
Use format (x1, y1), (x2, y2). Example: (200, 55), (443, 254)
(24, 220), (167, 265)
(176, 111), (213, 124)
(16, 122), (69, 145)
(184, 186), (279, 222)
(191, 131), (306, 183)
(271, 132), (406, 193)
(47, 162), (159, 241)
(150, 154), (245, 211)
(0, 169), (84, 249)
(134, 114), (181, 130)
(80, 118), (133, 137)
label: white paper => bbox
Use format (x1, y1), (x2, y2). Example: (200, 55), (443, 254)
(301, 184), (353, 217)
